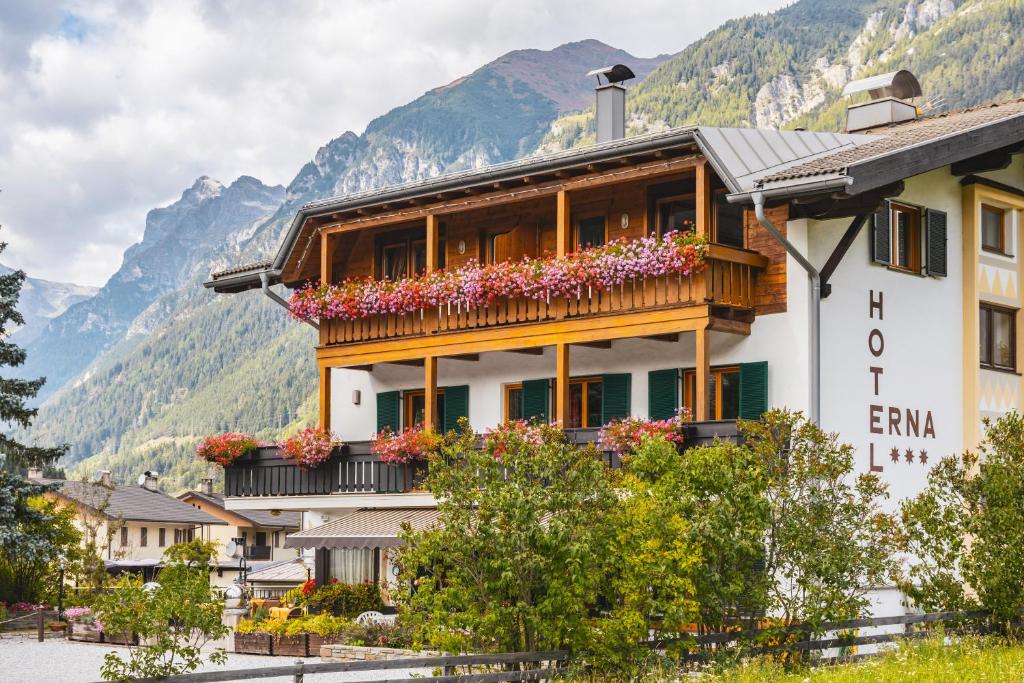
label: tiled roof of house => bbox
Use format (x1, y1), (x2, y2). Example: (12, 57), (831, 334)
(757, 98), (1024, 186)
(179, 490), (301, 528)
(210, 259), (273, 280)
(43, 479), (226, 526)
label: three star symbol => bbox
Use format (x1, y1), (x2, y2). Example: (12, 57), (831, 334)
(885, 447), (929, 465)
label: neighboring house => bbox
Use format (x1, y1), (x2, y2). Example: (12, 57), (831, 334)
(245, 558), (311, 599)
(205, 67), (1024, 614)
(178, 479), (300, 587)
(29, 469), (226, 582)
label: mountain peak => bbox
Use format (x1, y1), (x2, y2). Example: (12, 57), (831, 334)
(184, 176), (225, 203)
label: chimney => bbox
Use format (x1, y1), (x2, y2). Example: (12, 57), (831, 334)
(200, 478), (214, 495)
(141, 470), (159, 492)
(27, 467), (43, 480)
(95, 470), (114, 488)
(842, 70), (922, 133)
(588, 64), (636, 143)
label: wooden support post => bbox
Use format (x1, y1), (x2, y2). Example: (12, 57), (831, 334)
(426, 214), (439, 272)
(694, 326), (710, 421)
(555, 343), (570, 425)
(320, 231), (335, 284)
(556, 190), (571, 258)
(318, 366), (332, 432)
(696, 161), (712, 240)
(424, 355), (438, 432)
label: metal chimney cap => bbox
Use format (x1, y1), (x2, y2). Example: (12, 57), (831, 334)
(587, 64), (636, 85)
(842, 70), (922, 100)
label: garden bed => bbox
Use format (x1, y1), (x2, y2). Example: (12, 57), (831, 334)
(273, 634), (308, 657)
(234, 632), (273, 655)
(69, 622), (103, 643)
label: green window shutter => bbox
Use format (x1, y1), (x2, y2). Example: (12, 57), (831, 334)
(522, 379), (550, 423)
(648, 369), (679, 421)
(925, 208), (948, 277)
(738, 362), (768, 421)
(601, 373), (632, 425)
(376, 391), (400, 433)
(871, 201), (891, 265)
(442, 385), (469, 434)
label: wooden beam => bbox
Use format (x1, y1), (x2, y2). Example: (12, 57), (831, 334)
(318, 305), (714, 367)
(348, 364), (374, 372)
(573, 340), (611, 349)
(644, 333), (679, 343)
(423, 356), (437, 432)
(445, 353), (480, 362)
(694, 326), (709, 421)
(505, 347), (544, 355)
(319, 366), (332, 431)
(320, 155), (701, 236)
(706, 317), (752, 335)
(696, 161), (712, 239)
(556, 190), (571, 258)
(383, 359), (425, 367)
(819, 214), (870, 298)
(555, 343), (570, 426)
(425, 214), (439, 274)
(951, 142), (1024, 176)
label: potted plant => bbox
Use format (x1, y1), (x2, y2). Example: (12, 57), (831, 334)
(47, 620), (67, 633)
(65, 607), (103, 643)
(195, 433), (260, 467)
(233, 618), (274, 655)
(279, 427), (341, 469)
(275, 617), (311, 657)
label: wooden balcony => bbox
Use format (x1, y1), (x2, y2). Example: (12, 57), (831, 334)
(223, 422), (740, 498)
(319, 245), (766, 350)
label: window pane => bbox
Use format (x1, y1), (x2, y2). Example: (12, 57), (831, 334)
(659, 201), (695, 237)
(255, 532), (267, 547)
(895, 210), (911, 268)
(980, 307), (991, 365)
(507, 388), (523, 421)
(714, 195), (745, 247)
(436, 395), (445, 431)
(329, 548), (375, 584)
(577, 217), (605, 249)
(708, 374), (717, 420)
(413, 242), (427, 275)
(719, 370), (741, 420)
(586, 381), (603, 428)
(993, 309), (1014, 368)
(383, 245), (406, 280)
(410, 394), (425, 427)
(568, 383), (583, 428)
(982, 207), (1003, 251)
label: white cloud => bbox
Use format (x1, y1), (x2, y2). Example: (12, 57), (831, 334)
(0, 0), (789, 287)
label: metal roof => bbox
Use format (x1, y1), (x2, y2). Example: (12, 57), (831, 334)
(44, 479), (227, 526)
(178, 490), (301, 529)
(285, 508), (440, 549)
(246, 558), (308, 584)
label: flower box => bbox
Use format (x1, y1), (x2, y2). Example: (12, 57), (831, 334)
(105, 630), (136, 646)
(306, 633), (346, 657)
(273, 634), (309, 657)
(234, 632), (273, 655)
(69, 622), (103, 643)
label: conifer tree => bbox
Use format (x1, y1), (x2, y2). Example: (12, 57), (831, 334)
(0, 233), (66, 470)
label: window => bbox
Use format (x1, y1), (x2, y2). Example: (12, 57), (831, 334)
(575, 215), (606, 249)
(982, 205), (1007, 254)
(656, 194), (696, 238)
(683, 367), (741, 420)
(504, 384), (525, 422)
(120, 526), (129, 546)
(713, 189), (745, 248)
(140, 527), (148, 547)
(328, 548), (377, 584)
(255, 531), (267, 547)
(890, 203), (922, 271)
(980, 303), (1016, 371)
(403, 389), (445, 430)
(158, 528), (166, 547)
(488, 229), (514, 263)
(273, 531), (280, 548)
(187, 528), (195, 542)
(378, 233), (445, 279)
(566, 378), (603, 429)
(173, 529), (181, 544)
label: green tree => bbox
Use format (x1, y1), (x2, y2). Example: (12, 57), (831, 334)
(94, 542), (228, 681)
(396, 421), (617, 654)
(743, 410), (900, 628)
(901, 412), (1024, 620)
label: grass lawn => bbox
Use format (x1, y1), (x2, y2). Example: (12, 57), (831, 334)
(706, 635), (1024, 682)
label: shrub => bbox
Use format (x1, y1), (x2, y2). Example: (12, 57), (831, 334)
(195, 433), (259, 467)
(301, 580), (384, 618)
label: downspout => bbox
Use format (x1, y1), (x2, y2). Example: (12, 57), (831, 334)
(261, 271), (319, 331)
(751, 192), (820, 424)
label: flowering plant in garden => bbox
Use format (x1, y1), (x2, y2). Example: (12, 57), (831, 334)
(195, 433), (259, 466)
(10, 601), (47, 612)
(279, 427), (340, 469)
(289, 230), (708, 323)
(597, 408), (691, 455)
(482, 420), (546, 461)
(371, 425), (444, 464)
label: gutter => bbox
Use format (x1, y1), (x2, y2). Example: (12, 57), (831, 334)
(751, 192), (821, 424)
(261, 271), (318, 331)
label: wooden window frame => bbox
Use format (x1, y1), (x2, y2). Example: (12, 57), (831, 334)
(158, 528), (166, 548)
(682, 365), (740, 420)
(980, 302), (1017, 372)
(564, 376), (603, 428)
(712, 188), (746, 248)
(120, 526), (129, 546)
(981, 204), (1009, 255)
(376, 228), (444, 280)
(403, 388), (445, 430)
(889, 202), (923, 273)
(503, 383), (524, 422)
(654, 192), (696, 238)
(573, 213), (607, 251)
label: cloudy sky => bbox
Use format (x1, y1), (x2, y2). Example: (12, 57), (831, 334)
(0, 0), (787, 287)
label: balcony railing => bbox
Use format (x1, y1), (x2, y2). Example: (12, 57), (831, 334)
(224, 422), (740, 498)
(321, 245), (767, 347)
(245, 545), (272, 561)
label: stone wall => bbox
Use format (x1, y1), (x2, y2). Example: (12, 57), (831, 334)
(320, 643), (440, 661)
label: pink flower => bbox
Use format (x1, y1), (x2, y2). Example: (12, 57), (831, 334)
(371, 425), (443, 464)
(279, 427), (341, 468)
(597, 408), (692, 455)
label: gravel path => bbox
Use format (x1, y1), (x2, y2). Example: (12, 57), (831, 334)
(0, 633), (430, 682)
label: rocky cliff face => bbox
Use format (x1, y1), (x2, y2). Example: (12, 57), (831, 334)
(2, 266), (97, 346)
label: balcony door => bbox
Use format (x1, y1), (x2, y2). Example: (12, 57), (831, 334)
(404, 389), (445, 431)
